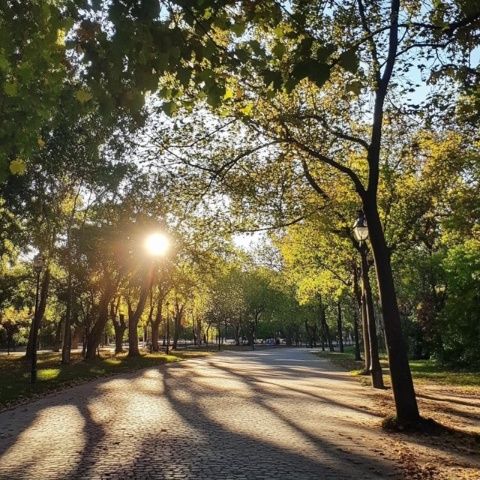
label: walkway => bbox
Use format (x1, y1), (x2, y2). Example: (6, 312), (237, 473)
(0, 348), (401, 479)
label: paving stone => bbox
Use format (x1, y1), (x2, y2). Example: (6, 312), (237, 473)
(0, 348), (402, 479)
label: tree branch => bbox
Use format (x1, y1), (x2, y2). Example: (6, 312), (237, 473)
(298, 113), (370, 150)
(357, 0), (381, 85)
(288, 137), (366, 197)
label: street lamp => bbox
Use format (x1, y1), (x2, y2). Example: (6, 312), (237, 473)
(31, 254), (44, 384)
(353, 210), (369, 243)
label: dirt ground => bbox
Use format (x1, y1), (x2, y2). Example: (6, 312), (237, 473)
(371, 382), (480, 479)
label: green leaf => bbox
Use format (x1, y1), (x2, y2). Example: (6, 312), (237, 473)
(75, 88), (93, 103)
(4, 82), (17, 96)
(231, 21), (246, 37)
(206, 83), (225, 108)
(346, 80), (363, 95)
(162, 101), (175, 116)
(316, 44), (336, 63)
(263, 69), (283, 90)
(177, 68), (191, 87)
(156, 53), (169, 71)
(292, 61), (330, 88)
(248, 40), (262, 55)
(169, 46), (181, 62)
(272, 42), (286, 58)
(0, 53), (10, 72)
(235, 47), (250, 63)
(337, 49), (359, 74)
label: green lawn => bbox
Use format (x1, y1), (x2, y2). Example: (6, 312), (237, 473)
(0, 349), (211, 408)
(316, 347), (480, 387)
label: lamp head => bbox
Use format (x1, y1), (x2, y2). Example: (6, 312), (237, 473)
(353, 210), (369, 243)
(33, 254), (44, 273)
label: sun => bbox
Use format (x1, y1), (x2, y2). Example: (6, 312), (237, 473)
(144, 232), (170, 257)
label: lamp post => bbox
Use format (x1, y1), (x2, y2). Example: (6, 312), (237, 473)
(31, 254), (44, 384)
(352, 211), (384, 389)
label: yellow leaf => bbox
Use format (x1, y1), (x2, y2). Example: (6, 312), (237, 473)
(56, 29), (66, 47)
(75, 89), (93, 103)
(223, 87), (234, 100)
(9, 158), (27, 175)
(240, 102), (254, 116)
(37, 137), (46, 149)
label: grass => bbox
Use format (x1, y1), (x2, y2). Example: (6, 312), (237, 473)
(315, 347), (480, 387)
(0, 348), (211, 409)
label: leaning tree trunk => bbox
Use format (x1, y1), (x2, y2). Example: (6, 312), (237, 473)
(85, 305), (109, 359)
(360, 245), (384, 389)
(364, 198), (419, 423)
(85, 284), (117, 360)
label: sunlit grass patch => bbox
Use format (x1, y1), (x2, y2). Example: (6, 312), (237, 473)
(0, 348), (212, 409)
(315, 347), (480, 388)
(38, 368), (61, 380)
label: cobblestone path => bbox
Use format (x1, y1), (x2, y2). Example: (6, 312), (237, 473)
(0, 348), (402, 479)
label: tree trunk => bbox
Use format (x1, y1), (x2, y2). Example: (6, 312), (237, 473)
(61, 270), (73, 364)
(364, 199), (419, 423)
(172, 302), (184, 351)
(151, 296), (162, 352)
(114, 323), (126, 353)
(52, 318), (63, 353)
(151, 320), (160, 351)
(352, 306), (361, 361)
(319, 304), (333, 351)
(85, 306), (108, 360)
(360, 293), (371, 373)
(360, 244), (384, 389)
(172, 314), (180, 350)
(128, 317), (140, 356)
(234, 324), (240, 346)
(196, 317), (202, 346)
(337, 302), (344, 353)
(360, 246), (385, 388)
(113, 313), (127, 354)
(127, 276), (152, 358)
(25, 269), (51, 360)
(85, 284), (117, 360)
